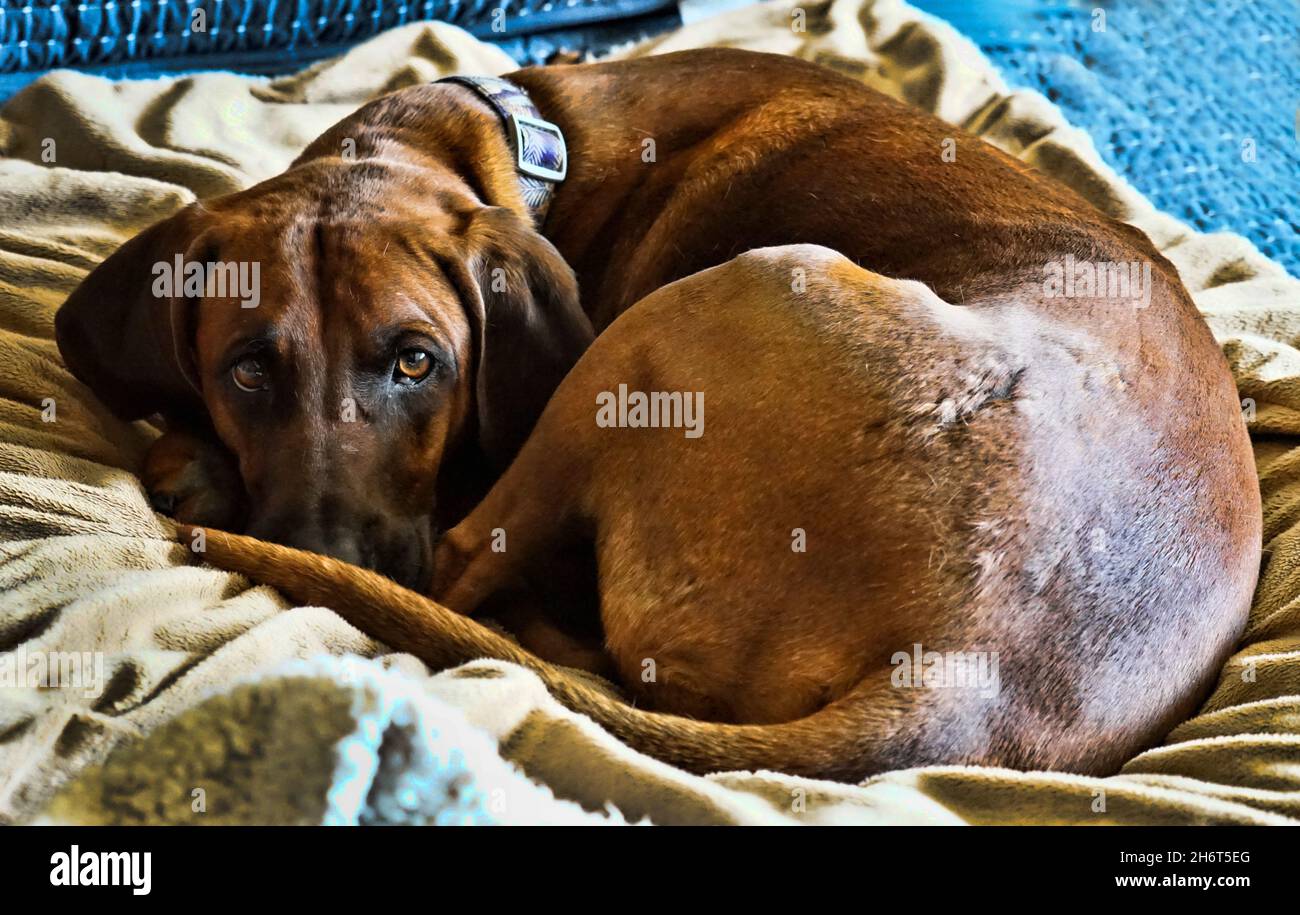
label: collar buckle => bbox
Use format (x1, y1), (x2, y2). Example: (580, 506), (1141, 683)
(435, 73), (567, 222)
(509, 112), (568, 183)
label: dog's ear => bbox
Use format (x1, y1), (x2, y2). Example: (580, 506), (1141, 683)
(55, 208), (206, 420)
(454, 206), (594, 467)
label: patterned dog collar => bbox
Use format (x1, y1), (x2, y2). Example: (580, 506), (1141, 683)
(437, 74), (568, 225)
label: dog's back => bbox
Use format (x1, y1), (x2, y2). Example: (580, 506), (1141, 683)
(478, 244), (1257, 776)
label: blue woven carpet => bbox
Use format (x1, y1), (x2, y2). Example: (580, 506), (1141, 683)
(0, 0), (683, 97)
(915, 0), (1300, 277)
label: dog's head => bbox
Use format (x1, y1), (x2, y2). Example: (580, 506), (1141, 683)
(56, 156), (592, 591)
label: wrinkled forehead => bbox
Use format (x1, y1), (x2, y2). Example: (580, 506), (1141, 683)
(191, 217), (469, 364)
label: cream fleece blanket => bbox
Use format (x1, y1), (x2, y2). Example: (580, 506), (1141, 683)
(2, 0), (1297, 825)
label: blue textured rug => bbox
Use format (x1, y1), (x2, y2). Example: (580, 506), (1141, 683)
(914, 0), (1300, 277)
(0, 1), (683, 98)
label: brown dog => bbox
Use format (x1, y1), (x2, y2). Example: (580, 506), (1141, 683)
(57, 49), (1259, 780)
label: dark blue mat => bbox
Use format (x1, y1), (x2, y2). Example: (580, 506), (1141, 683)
(0, 0), (682, 97)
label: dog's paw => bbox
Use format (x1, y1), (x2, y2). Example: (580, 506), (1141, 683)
(142, 429), (248, 531)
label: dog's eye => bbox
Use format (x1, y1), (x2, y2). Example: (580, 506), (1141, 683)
(231, 356), (268, 392)
(394, 348), (434, 385)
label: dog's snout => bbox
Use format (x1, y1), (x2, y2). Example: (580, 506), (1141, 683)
(247, 516), (366, 567)
(299, 528), (366, 569)
(246, 508), (431, 592)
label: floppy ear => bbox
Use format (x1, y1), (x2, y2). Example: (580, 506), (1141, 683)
(55, 209), (206, 421)
(454, 206), (594, 467)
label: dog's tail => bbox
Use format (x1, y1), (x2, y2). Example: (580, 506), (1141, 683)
(177, 525), (896, 782)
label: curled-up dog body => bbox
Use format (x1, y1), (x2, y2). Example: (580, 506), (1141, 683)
(57, 48), (1259, 783)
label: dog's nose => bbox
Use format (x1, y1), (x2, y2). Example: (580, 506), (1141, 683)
(247, 518), (366, 568)
(297, 529), (366, 568)
(246, 513), (429, 591)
